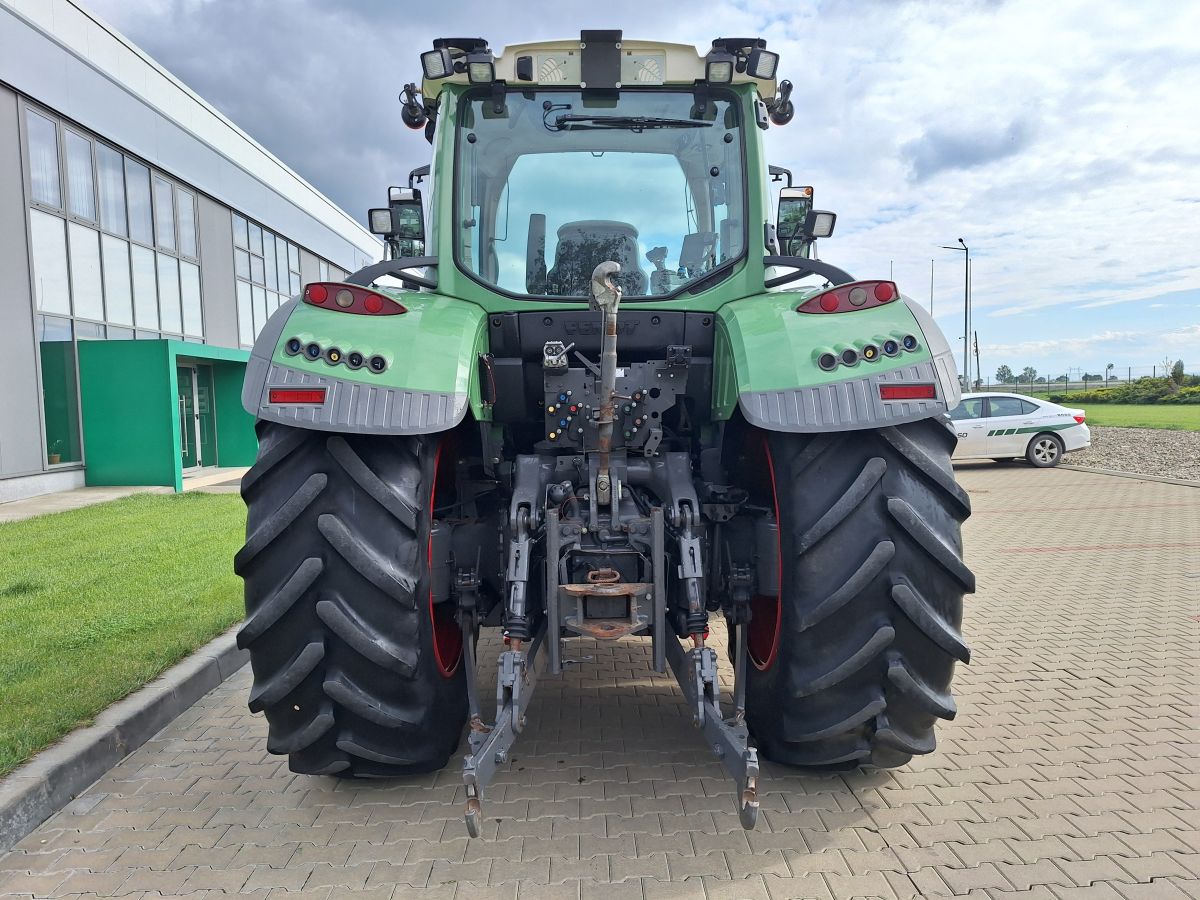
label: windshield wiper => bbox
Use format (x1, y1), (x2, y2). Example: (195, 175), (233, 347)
(552, 114), (711, 132)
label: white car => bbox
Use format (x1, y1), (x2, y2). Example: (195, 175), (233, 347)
(947, 393), (1091, 467)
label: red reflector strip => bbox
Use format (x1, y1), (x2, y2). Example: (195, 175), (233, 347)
(269, 388), (327, 404)
(879, 383), (937, 401)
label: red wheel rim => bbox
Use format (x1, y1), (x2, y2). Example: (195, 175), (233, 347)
(429, 440), (463, 677)
(745, 433), (782, 671)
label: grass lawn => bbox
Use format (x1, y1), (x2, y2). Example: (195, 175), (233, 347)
(0, 492), (245, 777)
(1081, 404), (1200, 431)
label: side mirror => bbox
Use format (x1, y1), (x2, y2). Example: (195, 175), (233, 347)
(371, 187), (426, 258)
(776, 185), (813, 255)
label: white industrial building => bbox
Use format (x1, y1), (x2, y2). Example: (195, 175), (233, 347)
(0, 0), (381, 500)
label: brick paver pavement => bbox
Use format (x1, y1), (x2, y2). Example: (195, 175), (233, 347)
(2, 464), (1197, 899)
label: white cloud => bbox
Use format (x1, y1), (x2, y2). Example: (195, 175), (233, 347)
(983, 323), (1200, 358)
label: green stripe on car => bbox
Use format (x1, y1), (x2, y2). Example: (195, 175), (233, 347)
(986, 422), (1076, 437)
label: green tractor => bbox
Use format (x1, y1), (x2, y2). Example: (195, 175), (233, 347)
(236, 33), (973, 836)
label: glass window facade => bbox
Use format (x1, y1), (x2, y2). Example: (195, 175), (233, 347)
(22, 104), (215, 469)
(25, 106), (205, 343)
(180, 261), (203, 336)
(101, 235), (134, 327)
(125, 158), (153, 245)
(236, 280), (254, 347)
(130, 244), (158, 330)
(36, 316), (81, 465)
(19, 101), (351, 473)
(65, 130), (96, 221)
(157, 254), (182, 334)
(67, 222), (104, 321)
(153, 176), (175, 250)
(231, 212), (303, 346)
(177, 190), (197, 258)
(26, 110), (61, 207)
(96, 144), (127, 236)
(29, 210), (71, 315)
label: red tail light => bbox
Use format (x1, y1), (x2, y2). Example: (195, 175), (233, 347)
(797, 280), (898, 314)
(269, 388), (327, 404)
(303, 282), (406, 315)
(1073, 414), (1086, 423)
(879, 383), (936, 401)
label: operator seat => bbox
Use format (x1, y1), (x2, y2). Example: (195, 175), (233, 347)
(546, 220), (646, 297)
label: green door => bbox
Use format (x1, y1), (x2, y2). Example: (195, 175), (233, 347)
(195, 365), (216, 467)
(177, 365), (199, 469)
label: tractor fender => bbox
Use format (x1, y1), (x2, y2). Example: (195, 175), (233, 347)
(241, 290), (489, 434)
(713, 292), (961, 432)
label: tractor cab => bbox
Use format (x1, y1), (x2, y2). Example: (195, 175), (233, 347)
(365, 34), (843, 305)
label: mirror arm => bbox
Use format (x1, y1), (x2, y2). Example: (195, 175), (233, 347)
(345, 257), (439, 289)
(763, 256), (854, 288)
(768, 165), (793, 187)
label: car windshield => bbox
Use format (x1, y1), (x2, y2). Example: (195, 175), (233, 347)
(454, 89), (746, 299)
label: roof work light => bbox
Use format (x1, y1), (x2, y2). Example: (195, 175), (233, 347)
(420, 48), (453, 79)
(466, 51), (496, 83)
(709, 38), (779, 81)
(704, 50), (736, 83)
(745, 46), (779, 80)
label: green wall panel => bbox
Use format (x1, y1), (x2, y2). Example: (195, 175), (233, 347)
(212, 361), (258, 466)
(78, 340), (177, 488)
(78, 340), (254, 491)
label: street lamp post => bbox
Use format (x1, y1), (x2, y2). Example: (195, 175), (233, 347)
(941, 238), (969, 387)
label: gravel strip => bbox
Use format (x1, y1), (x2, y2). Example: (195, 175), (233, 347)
(1068, 425), (1200, 481)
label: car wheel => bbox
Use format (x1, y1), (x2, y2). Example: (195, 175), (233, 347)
(1026, 434), (1064, 468)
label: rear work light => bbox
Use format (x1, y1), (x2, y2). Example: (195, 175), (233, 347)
(797, 280), (898, 314)
(269, 388), (327, 404)
(879, 384), (936, 401)
(303, 282), (406, 316)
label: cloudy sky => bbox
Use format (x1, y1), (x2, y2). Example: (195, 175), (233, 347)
(87, 0), (1200, 380)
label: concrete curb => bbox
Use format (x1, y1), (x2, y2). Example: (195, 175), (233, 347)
(1059, 464), (1200, 488)
(0, 627), (248, 853)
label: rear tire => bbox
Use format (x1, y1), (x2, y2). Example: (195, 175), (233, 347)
(734, 418), (974, 769)
(235, 422), (467, 777)
(1026, 433), (1063, 467)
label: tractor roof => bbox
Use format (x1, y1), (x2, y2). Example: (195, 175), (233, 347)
(418, 33), (781, 101)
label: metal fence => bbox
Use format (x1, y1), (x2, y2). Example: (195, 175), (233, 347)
(969, 365), (1196, 396)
